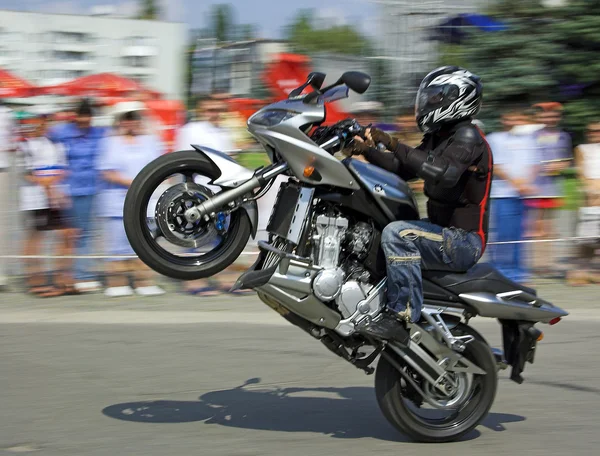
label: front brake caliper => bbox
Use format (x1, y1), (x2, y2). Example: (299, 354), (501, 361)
(215, 212), (228, 235)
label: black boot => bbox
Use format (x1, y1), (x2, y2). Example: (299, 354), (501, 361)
(358, 312), (410, 345)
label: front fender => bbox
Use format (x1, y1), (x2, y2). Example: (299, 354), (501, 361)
(191, 144), (255, 188)
(191, 145), (259, 238)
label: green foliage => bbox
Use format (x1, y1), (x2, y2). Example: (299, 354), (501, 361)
(238, 24), (257, 41)
(562, 98), (600, 142)
(212, 4), (235, 43)
(205, 4), (257, 43)
(286, 10), (371, 56)
(438, 44), (469, 69)
(456, 0), (600, 141)
(237, 152), (270, 169)
(138, 0), (161, 20)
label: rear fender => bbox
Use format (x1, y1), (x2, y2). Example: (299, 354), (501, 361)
(458, 291), (569, 324)
(191, 145), (258, 238)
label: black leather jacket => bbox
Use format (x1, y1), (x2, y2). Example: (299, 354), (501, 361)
(363, 119), (494, 248)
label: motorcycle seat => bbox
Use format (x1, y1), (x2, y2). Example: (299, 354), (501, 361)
(422, 264), (536, 296)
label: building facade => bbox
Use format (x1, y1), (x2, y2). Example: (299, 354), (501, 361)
(191, 39), (289, 99)
(0, 9), (186, 99)
(376, 0), (493, 113)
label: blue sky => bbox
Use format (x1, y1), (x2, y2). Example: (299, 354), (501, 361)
(0, 0), (376, 39)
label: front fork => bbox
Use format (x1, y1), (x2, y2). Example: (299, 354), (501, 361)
(183, 162), (289, 234)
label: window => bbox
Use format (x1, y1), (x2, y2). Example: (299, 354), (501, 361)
(122, 55), (153, 68)
(53, 32), (89, 44)
(124, 36), (154, 47)
(53, 51), (89, 62)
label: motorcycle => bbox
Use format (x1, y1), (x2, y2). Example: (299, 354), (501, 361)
(123, 71), (569, 442)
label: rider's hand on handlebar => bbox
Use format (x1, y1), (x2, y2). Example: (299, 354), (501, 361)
(368, 127), (397, 151)
(342, 136), (372, 157)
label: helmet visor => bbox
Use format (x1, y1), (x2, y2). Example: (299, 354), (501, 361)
(416, 86), (446, 114)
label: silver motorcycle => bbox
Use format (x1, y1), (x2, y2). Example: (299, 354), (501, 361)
(124, 71), (568, 442)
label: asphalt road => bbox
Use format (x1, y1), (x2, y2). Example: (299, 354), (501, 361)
(1, 290), (600, 456)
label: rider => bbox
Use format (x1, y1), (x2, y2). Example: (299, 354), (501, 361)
(345, 66), (493, 342)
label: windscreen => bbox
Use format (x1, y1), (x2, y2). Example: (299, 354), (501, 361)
(319, 85), (350, 104)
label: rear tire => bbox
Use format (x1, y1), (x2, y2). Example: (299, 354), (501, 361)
(375, 323), (497, 443)
(124, 151), (252, 281)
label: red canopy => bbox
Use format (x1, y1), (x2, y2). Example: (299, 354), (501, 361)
(0, 69), (38, 98)
(41, 73), (160, 98)
(145, 99), (186, 153)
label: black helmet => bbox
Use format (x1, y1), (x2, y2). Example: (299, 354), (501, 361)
(415, 66), (482, 134)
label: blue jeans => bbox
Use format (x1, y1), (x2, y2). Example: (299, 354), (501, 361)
(68, 194), (96, 281)
(487, 198), (528, 283)
(381, 220), (483, 322)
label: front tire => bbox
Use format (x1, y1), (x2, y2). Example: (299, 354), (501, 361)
(375, 323), (497, 443)
(124, 151), (252, 281)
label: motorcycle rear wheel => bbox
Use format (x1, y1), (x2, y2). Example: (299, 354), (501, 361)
(123, 150), (252, 281)
(374, 323), (497, 443)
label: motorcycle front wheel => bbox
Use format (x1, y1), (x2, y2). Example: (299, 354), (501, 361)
(374, 323), (497, 443)
(123, 150), (252, 281)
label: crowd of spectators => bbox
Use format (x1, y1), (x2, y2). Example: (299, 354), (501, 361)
(0, 96), (598, 298)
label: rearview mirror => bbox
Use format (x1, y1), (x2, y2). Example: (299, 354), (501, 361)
(308, 72), (326, 90)
(289, 72), (328, 98)
(341, 71), (371, 94)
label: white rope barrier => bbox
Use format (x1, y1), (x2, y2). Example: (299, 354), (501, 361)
(0, 251), (260, 260)
(486, 236), (600, 245)
(1, 236), (599, 259)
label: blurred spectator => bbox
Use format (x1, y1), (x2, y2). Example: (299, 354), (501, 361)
(18, 113), (76, 296)
(175, 95), (235, 154)
(569, 121), (600, 285)
(212, 92), (255, 152)
(48, 99), (106, 292)
(349, 101), (383, 128)
(0, 101), (16, 290)
(486, 107), (541, 284)
(98, 106), (165, 297)
(393, 109), (422, 147)
(527, 102), (573, 276)
(174, 95), (248, 296)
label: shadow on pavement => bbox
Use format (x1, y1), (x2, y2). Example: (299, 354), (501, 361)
(102, 378), (525, 441)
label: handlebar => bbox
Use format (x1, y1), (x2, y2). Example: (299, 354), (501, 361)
(314, 118), (365, 153)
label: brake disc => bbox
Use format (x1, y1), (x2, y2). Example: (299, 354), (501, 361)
(154, 182), (219, 248)
(423, 372), (473, 409)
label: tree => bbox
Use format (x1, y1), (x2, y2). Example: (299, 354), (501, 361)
(286, 10), (371, 56)
(138, 0), (161, 20)
(238, 24), (257, 42)
(212, 3), (235, 43)
(456, 0), (600, 139)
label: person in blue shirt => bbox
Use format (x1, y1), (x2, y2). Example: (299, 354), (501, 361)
(486, 107), (541, 284)
(48, 99), (106, 291)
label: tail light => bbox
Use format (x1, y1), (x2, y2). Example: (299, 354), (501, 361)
(549, 317), (562, 326)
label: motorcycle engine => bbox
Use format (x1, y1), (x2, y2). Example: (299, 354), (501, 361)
(310, 209), (375, 319)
